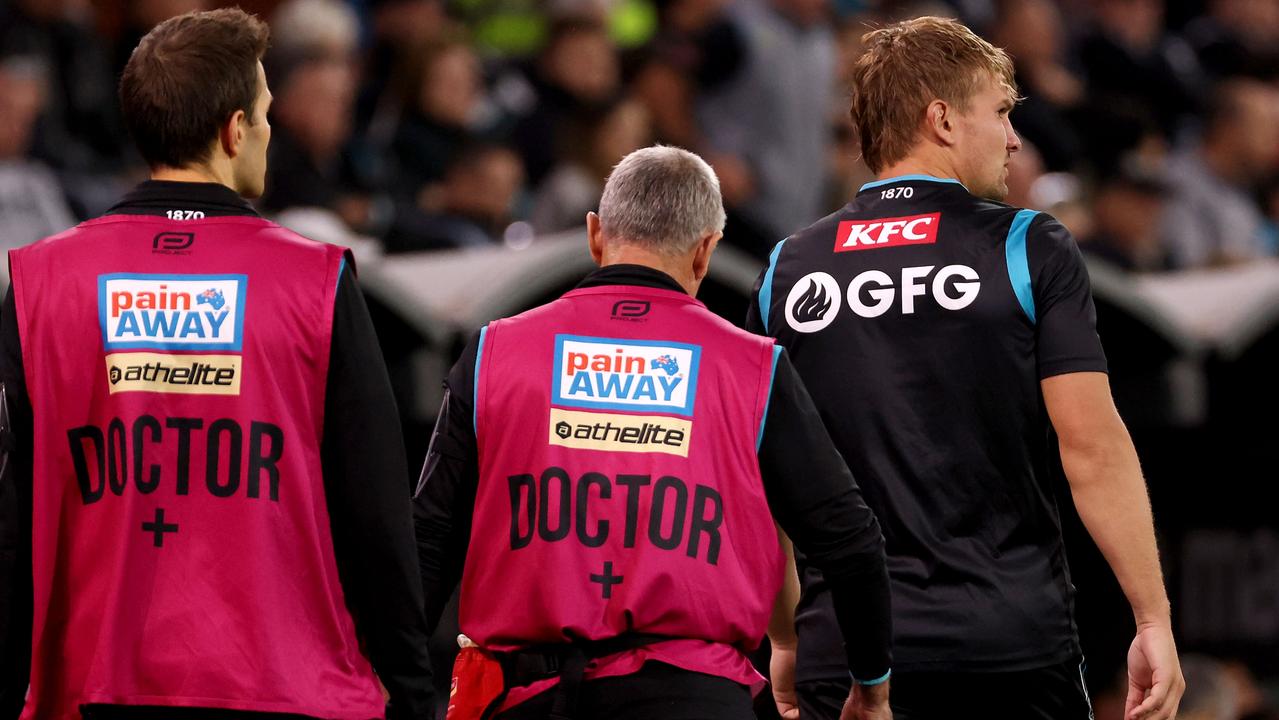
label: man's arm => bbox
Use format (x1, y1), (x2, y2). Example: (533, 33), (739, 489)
(322, 266), (433, 719)
(412, 332), (481, 633)
(1042, 373), (1182, 720)
(766, 529), (801, 720)
(0, 286), (33, 720)
(1029, 215), (1182, 720)
(758, 350), (891, 718)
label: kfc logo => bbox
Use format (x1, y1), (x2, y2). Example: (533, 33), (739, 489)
(835, 213), (941, 252)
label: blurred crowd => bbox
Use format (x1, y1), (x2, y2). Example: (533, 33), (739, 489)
(3, 0), (1279, 272)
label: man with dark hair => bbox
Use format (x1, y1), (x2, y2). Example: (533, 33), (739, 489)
(0, 9), (433, 720)
(751, 15), (1184, 720)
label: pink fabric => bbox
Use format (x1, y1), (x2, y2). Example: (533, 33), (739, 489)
(463, 284), (784, 707)
(11, 214), (383, 720)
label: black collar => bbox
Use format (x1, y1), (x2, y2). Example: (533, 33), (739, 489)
(106, 180), (260, 218)
(576, 264), (688, 295)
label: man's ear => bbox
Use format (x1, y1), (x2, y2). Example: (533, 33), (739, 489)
(220, 109), (248, 159)
(692, 230), (721, 282)
(924, 99), (957, 146)
(587, 212), (605, 266)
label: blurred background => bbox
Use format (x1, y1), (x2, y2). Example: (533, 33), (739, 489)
(2, 0), (1279, 716)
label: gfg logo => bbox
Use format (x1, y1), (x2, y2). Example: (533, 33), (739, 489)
(784, 264), (981, 331)
(850, 264), (981, 317)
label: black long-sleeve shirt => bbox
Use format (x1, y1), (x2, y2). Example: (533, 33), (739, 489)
(0, 181), (433, 720)
(413, 264), (892, 683)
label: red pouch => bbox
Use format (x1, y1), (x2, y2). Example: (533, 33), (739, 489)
(446, 645), (506, 720)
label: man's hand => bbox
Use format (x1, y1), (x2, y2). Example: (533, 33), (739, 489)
(1125, 622), (1184, 720)
(770, 641), (799, 720)
(840, 680), (892, 720)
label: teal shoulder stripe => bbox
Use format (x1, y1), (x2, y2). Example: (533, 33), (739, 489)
(757, 345), (784, 452)
(759, 240), (786, 334)
(859, 174), (965, 192)
(473, 325), (488, 432)
(1005, 209), (1039, 323)
(335, 257), (346, 295)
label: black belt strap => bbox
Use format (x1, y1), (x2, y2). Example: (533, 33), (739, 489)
(547, 648), (587, 720)
(495, 633), (670, 720)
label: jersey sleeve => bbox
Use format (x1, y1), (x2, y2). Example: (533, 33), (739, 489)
(1027, 214), (1109, 379)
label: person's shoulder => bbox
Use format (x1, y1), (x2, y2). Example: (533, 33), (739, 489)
(11, 220), (92, 257)
(781, 204), (850, 249)
(1020, 210), (1079, 251)
(249, 220), (352, 260)
(962, 194), (1028, 224)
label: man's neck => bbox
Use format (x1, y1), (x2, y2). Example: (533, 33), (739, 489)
(151, 163), (236, 191)
(601, 246), (697, 295)
(875, 156), (963, 185)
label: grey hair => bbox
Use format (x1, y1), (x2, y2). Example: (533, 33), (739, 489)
(598, 146), (726, 254)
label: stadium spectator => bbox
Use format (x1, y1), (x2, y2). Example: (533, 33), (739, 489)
(384, 143), (525, 251)
(0, 56), (76, 287)
(530, 96), (651, 234)
(694, 0), (838, 247)
(270, 0), (361, 62)
(511, 18), (622, 187)
(392, 38), (489, 198)
(1082, 163), (1173, 272)
(260, 55), (376, 232)
(1077, 0), (1206, 142)
(1183, 0), (1279, 79)
(1160, 78), (1279, 268)
(989, 0), (1085, 172)
(0, 0), (131, 213)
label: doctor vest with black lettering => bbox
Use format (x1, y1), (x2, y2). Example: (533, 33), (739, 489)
(8, 214), (384, 720)
(463, 284), (785, 681)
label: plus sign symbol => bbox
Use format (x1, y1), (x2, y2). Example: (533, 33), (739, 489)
(589, 561), (624, 599)
(142, 507), (179, 547)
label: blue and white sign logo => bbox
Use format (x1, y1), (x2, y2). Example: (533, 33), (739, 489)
(553, 335), (701, 416)
(99, 273), (247, 351)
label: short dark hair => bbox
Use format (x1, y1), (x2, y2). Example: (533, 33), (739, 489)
(119, 8), (270, 169)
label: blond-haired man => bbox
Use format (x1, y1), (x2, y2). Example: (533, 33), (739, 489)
(750, 16), (1184, 720)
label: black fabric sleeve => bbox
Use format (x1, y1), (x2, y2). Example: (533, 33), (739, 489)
(757, 350), (892, 683)
(412, 331), (480, 634)
(0, 287), (33, 720)
(322, 266), (434, 720)
(1027, 215), (1109, 379)
(745, 267), (767, 335)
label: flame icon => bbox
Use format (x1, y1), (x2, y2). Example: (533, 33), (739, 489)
(793, 278), (833, 323)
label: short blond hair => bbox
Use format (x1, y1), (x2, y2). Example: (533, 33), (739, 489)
(848, 16), (1016, 173)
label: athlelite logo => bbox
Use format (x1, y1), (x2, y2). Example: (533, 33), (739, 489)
(106, 353), (240, 395)
(783, 265), (981, 330)
(549, 408), (691, 456)
(785, 272), (841, 333)
(835, 212), (940, 252)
